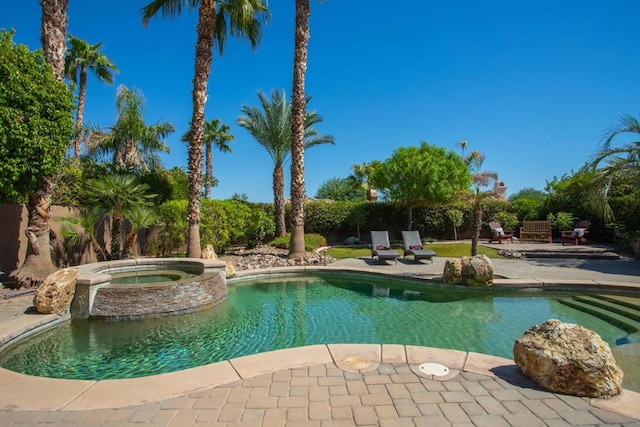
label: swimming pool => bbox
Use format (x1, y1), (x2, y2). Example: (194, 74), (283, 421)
(0, 272), (637, 381)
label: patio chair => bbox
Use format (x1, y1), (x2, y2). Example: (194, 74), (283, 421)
(488, 221), (514, 244)
(561, 220), (591, 245)
(370, 231), (400, 263)
(401, 230), (436, 263)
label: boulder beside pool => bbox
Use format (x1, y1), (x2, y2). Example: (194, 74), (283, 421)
(513, 319), (623, 398)
(34, 268), (79, 315)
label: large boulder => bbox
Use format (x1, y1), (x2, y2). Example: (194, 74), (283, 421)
(442, 258), (462, 284)
(461, 255), (493, 286)
(513, 319), (623, 398)
(202, 244), (218, 260)
(33, 268), (79, 315)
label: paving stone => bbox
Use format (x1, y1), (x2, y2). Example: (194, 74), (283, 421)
(417, 403), (442, 417)
(502, 400), (530, 414)
(262, 408), (287, 427)
(542, 398), (574, 413)
(319, 377), (345, 386)
(461, 380), (491, 396)
(320, 420), (355, 427)
(413, 414), (453, 427)
(106, 408), (137, 422)
(291, 367), (309, 377)
(151, 408), (178, 425)
(441, 391), (475, 403)
(278, 396), (308, 408)
(421, 379), (447, 392)
(375, 405), (399, 418)
(245, 396), (279, 409)
(439, 402), (471, 423)
(379, 418), (416, 427)
(325, 366), (345, 377)
(361, 393), (393, 406)
(378, 365), (398, 375)
(309, 402), (331, 420)
(227, 387), (251, 403)
(61, 410), (91, 423)
(367, 384), (388, 394)
(210, 387), (232, 399)
(244, 373), (273, 387)
(460, 401), (487, 416)
(291, 377), (317, 386)
(503, 412), (549, 427)
(290, 385), (310, 396)
(331, 406), (353, 420)
(272, 370), (291, 382)
(555, 394), (592, 410)
(518, 388), (551, 400)
(475, 395), (509, 415)
(468, 413), (510, 427)
(161, 397), (196, 409)
(588, 407), (638, 424)
(308, 386), (330, 402)
(344, 372), (363, 381)
(391, 373), (420, 384)
(557, 409), (607, 425)
(363, 375), (392, 385)
(193, 397), (227, 409)
(169, 409), (199, 426)
(489, 388), (525, 401)
(196, 409), (222, 423)
(329, 395), (361, 407)
(346, 380), (369, 395)
(461, 371), (491, 381)
(287, 407), (308, 422)
(129, 408), (159, 423)
(249, 386), (270, 397)
(392, 398), (421, 417)
(270, 382), (291, 397)
(405, 382), (427, 393)
(309, 364), (327, 377)
(285, 421), (320, 427)
(81, 409), (114, 423)
(218, 402), (244, 422)
(521, 399), (561, 419)
(480, 379), (503, 390)
(542, 420), (573, 427)
(386, 383), (410, 398)
(329, 385), (348, 396)
(352, 406), (378, 425)
(443, 381), (466, 391)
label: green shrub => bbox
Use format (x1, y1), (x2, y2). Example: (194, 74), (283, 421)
(270, 233), (327, 251)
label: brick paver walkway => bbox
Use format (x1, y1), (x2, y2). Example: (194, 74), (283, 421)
(1, 362), (638, 426)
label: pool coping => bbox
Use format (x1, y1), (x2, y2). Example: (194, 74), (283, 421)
(0, 267), (639, 420)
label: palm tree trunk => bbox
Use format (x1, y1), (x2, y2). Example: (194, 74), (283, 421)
(273, 165), (286, 237)
(186, 0), (216, 258)
(471, 202), (482, 256)
(11, 0), (69, 288)
(110, 214), (123, 260)
(10, 179), (58, 288)
(39, 0), (68, 81)
(204, 141), (212, 199)
(288, 0), (311, 259)
(74, 66), (87, 158)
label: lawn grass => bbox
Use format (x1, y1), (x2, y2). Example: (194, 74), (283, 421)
(326, 243), (502, 259)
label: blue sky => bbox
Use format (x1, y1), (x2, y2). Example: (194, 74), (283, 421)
(3, 1), (639, 203)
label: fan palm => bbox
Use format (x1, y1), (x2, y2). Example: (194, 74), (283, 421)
(467, 151), (498, 256)
(83, 174), (155, 260)
(87, 85), (174, 171)
(182, 118), (234, 198)
(237, 90), (334, 237)
(64, 35), (118, 158)
(142, 0), (269, 258)
(588, 114), (640, 222)
(122, 205), (158, 258)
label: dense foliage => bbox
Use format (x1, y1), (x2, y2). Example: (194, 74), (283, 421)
(315, 177), (365, 201)
(0, 30), (75, 204)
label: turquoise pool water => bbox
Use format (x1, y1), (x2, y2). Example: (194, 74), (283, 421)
(0, 272), (635, 380)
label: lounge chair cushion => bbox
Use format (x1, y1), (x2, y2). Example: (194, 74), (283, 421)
(376, 245), (390, 250)
(491, 227), (505, 237)
(409, 244), (423, 250)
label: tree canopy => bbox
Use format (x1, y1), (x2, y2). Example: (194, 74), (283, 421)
(372, 142), (470, 228)
(0, 30), (74, 204)
(316, 177), (365, 201)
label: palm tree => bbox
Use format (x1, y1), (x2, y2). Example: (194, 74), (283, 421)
(87, 85), (174, 171)
(237, 90), (334, 237)
(40, 0), (68, 81)
(60, 206), (107, 262)
(122, 205), (158, 258)
(142, 0), (269, 259)
(182, 118), (234, 198)
(289, 0), (312, 259)
(12, 0), (70, 287)
(467, 150), (498, 256)
(587, 114), (640, 222)
(64, 35), (118, 158)
(83, 174), (155, 260)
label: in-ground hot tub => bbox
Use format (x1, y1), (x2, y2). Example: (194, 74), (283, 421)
(71, 258), (228, 320)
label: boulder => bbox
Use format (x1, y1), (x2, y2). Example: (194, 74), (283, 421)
(442, 258), (462, 284)
(513, 319), (623, 398)
(461, 255), (493, 286)
(202, 244), (218, 260)
(225, 262), (236, 279)
(33, 268), (79, 315)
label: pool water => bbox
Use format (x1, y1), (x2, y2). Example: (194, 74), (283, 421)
(109, 269), (191, 285)
(0, 273), (635, 381)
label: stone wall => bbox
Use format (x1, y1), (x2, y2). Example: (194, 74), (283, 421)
(89, 271), (227, 320)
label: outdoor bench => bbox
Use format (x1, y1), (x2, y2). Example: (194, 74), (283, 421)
(520, 220), (552, 243)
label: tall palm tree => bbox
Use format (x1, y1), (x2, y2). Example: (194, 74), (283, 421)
(587, 114), (640, 222)
(237, 90), (334, 237)
(289, 0), (313, 258)
(88, 85), (174, 171)
(83, 174), (155, 260)
(142, 0), (269, 258)
(12, 0), (70, 288)
(467, 150), (498, 256)
(40, 0), (68, 81)
(182, 118), (234, 198)
(64, 35), (118, 158)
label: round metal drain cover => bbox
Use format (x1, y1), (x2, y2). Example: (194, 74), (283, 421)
(418, 362), (449, 377)
(343, 356), (370, 369)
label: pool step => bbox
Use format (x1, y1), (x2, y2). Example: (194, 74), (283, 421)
(572, 296), (640, 323)
(557, 298), (640, 334)
(590, 295), (640, 313)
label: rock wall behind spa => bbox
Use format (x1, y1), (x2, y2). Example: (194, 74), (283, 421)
(0, 204), (153, 285)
